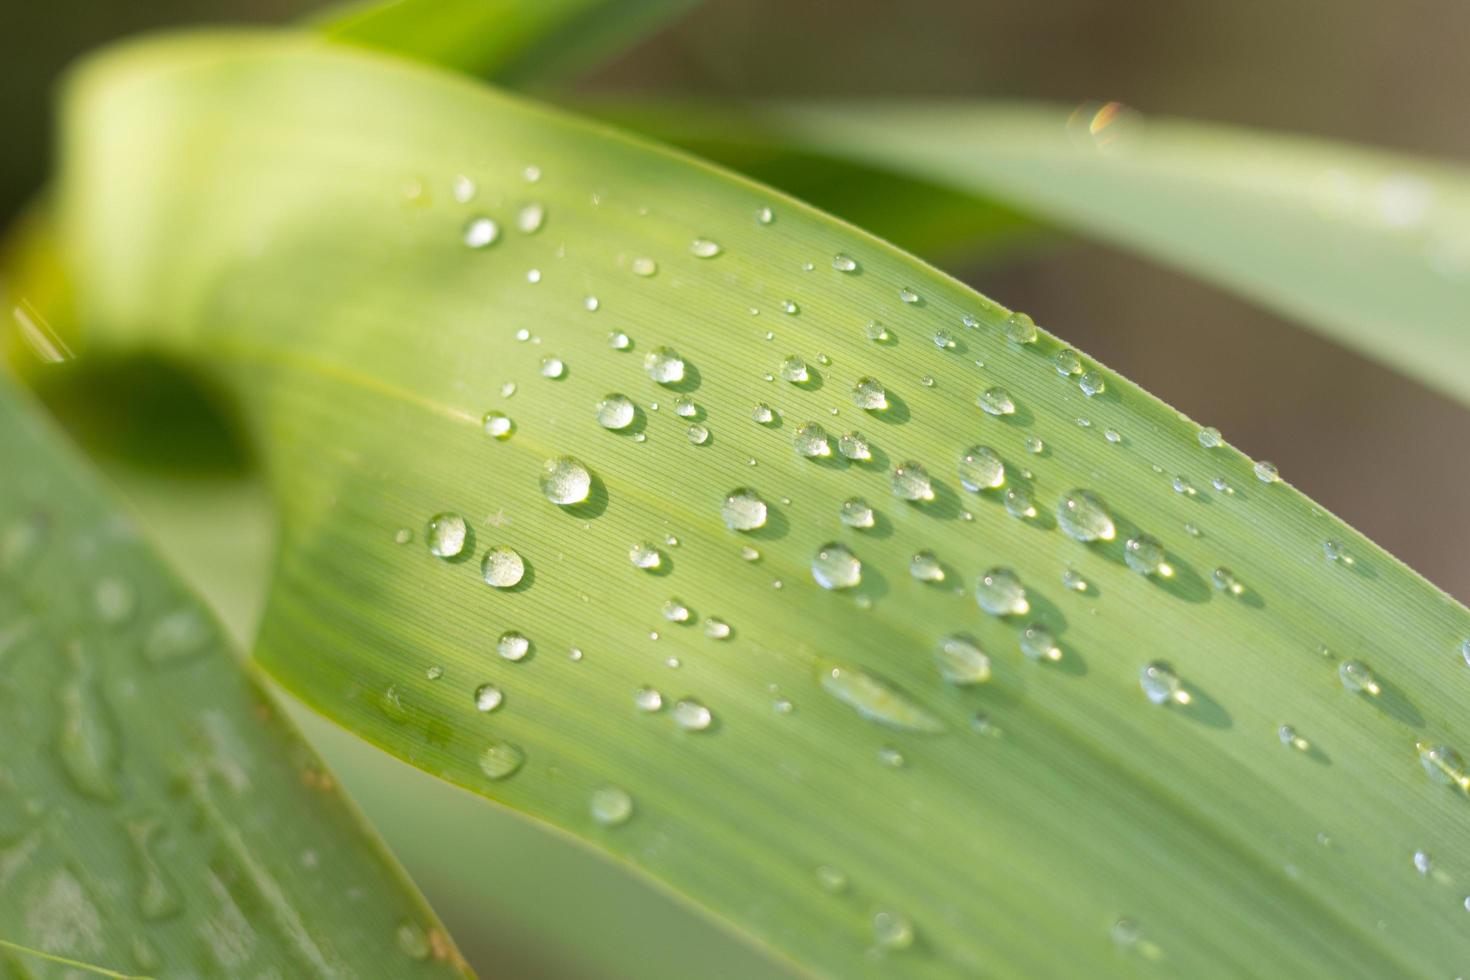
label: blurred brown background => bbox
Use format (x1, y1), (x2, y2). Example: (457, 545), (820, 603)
(8, 0), (1466, 603)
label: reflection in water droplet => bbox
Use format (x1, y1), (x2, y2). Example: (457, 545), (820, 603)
(478, 740), (524, 780)
(935, 634), (991, 685)
(780, 355), (809, 383)
(976, 568), (1028, 616)
(812, 543), (862, 590)
(540, 456), (592, 505)
(722, 488), (768, 531)
(426, 513), (468, 559)
(877, 745), (906, 768)
(591, 786), (634, 826)
(481, 546), (525, 588)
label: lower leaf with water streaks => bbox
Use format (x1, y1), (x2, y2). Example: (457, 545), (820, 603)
(47, 31), (1470, 977)
(0, 377), (467, 978)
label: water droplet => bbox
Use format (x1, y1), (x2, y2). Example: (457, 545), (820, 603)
(673, 396), (698, 418)
(527, 268), (542, 283)
(832, 253), (858, 272)
(451, 174), (477, 203)
(540, 456), (591, 505)
(1254, 460), (1280, 483)
(1413, 849), (1433, 875)
(877, 745), (906, 768)
(426, 512), (468, 559)
(481, 546), (525, 588)
(629, 542), (662, 570)
(1004, 487), (1037, 519)
(474, 683), (504, 712)
(540, 356), (566, 379)
(780, 355), (809, 383)
(644, 346), (686, 385)
(976, 386), (1016, 416)
(1139, 661), (1183, 704)
(756, 206), (775, 225)
(839, 431), (872, 461)
(933, 329), (956, 350)
(812, 543), (862, 591)
(595, 393), (636, 430)
(1104, 428), (1122, 444)
(840, 498), (876, 529)
(426, 665), (443, 680)
(704, 617), (731, 640)
(1111, 918), (1141, 949)
(1003, 312), (1037, 344)
(1172, 475), (1197, 496)
(722, 488), (768, 531)
(1278, 724), (1310, 751)
(975, 567), (1028, 616)
(463, 216), (499, 248)
(852, 376), (888, 411)
(1323, 539), (1355, 565)
(1211, 566), (1244, 595)
(687, 423), (710, 445)
(908, 550), (945, 583)
(1062, 568), (1088, 592)
(501, 381), (517, 398)
(1184, 522), (1202, 537)
(865, 320), (890, 343)
(935, 634), (991, 685)
(662, 598), (691, 623)
(815, 865), (848, 893)
(1416, 741), (1468, 789)
(1078, 371), (1106, 397)
(483, 410), (513, 439)
(478, 740), (524, 780)
(1024, 434), (1045, 454)
(1198, 426), (1222, 449)
(816, 661), (945, 732)
(1338, 659), (1380, 695)
(690, 238), (722, 258)
(523, 164), (541, 183)
(394, 527), (413, 545)
(891, 461), (934, 502)
(608, 330), (632, 350)
(635, 686), (663, 712)
(1020, 623), (1062, 662)
(1124, 535), (1167, 576)
(751, 402), (777, 425)
(795, 422), (833, 458)
(899, 287), (920, 304)
(673, 698), (713, 731)
(583, 295), (600, 312)
(498, 631), (531, 662)
(516, 202), (545, 234)
(872, 910), (914, 951)
(590, 786), (634, 826)
(1053, 348), (1082, 376)
(1211, 477), (1233, 495)
(958, 446), (1005, 491)
(630, 256), (657, 277)
(1057, 490), (1115, 542)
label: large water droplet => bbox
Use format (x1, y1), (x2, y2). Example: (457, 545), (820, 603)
(1078, 371), (1106, 397)
(1139, 662), (1183, 704)
(976, 387), (1016, 416)
(426, 513), (468, 559)
(794, 422), (833, 458)
(498, 631), (531, 662)
(816, 660), (946, 732)
(463, 216), (499, 248)
(1416, 741), (1468, 789)
(1338, 659), (1380, 695)
(840, 498), (876, 529)
(482, 410), (513, 439)
(591, 786), (634, 826)
(1003, 312), (1037, 344)
(1124, 535), (1167, 576)
(595, 394), (636, 430)
(852, 376), (888, 411)
(479, 740), (524, 780)
(1019, 623), (1061, 662)
(1004, 488), (1037, 520)
(1053, 348), (1082, 376)
(722, 488), (768, 531)
(644, 346), (686, 385)
(481, 546), (525, 588)
(935, 634), (991, 685)
(891, 462), (934, 502)
(673, 699), (713, 731)
(958, 446), (1005, 491)
(474, 683), (504, 712)
(689, 238), (722, 258)
(910, 550), (945, 583)
(812, 543), (862, 590)
(975, 567), (1028, 616)
(1057, 490), (1115, 542)
(540, 456), (591, 505)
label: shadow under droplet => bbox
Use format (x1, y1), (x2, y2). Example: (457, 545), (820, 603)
(745, 503), (790, 542)
(870, 391), (910, 425)
(1367, 677), (1425, 728)
(1178, 681), (1232, 729)
(644, 554), (674, 578)
(562, 473), (609, 519)
(852, 563), (890, 605)
(910, 478), (963, 520)
(609, 406), (648, 437)
(1300, 741), (1333, 766)
(662, 361), (702, 394)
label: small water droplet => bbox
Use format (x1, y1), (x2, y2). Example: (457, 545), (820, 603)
(583, 295), (600, 312)
(426, 513), (468, 559)
(1413, 849), (1433, 875)
(1211, 566), (1244, 596)
(722, 488), (768, 531)
(644, 346), (687, 385)
(815, 865), (848, 893)
(594, 393), (636, 431)
(540, 456), (592, 505)
(1172, 475), (1197, 496)
(933, 328), (956, 350)
(865, 320), (890, 343)
(975, 567), (1028, 616)
(590, 786), (634, 826)
(812, 543), (862, 590)
(704, 617), (731, 640)
(690, 238), (722, 258)
(1078, 371), (1106, 397)
(672, 698), (713, 731)
(899, 287), (920, 304)
(630, 256), (657, 277)
(1139, 661), (1184, 704)
(751, 402), (777, 426)
(840, 498), (876, 529)
(756, 206), (775, 225)
(780, 355), (809, 383)
(629, 542), (662, 570)
(483, 410), (514, 439)
(1004, 487), (1037, 519)
(662, 598), (691, 623)
(635, 686), (663, 712)
(1053, 348), (1082, 376)
(686, 423), (710, 445)
(935, 634), (991, 685)
(1124, 535), (1167, 576)
(872, 909), (914, 951)
(795, 422), (833, 458)
(1338, 659), (1380, 695)
(1019, 623), (1061, 662)
(498, 631), (531, 661)
(839, 431), (872, 461)
(1062, 568), (1088, 592)
(394, 527), (413, 545)
(877, 745), (906, 768)
(851, 376), (888, 411)
(673, 396), (698, 418)
(608, 330), (632, 350)
(478, 740), (524, 780)
(1278, 724), (1310, 751)
(1254, 460), (1280, 483)
(523, 164), (542, 183)
(891, 461), (934, 502)
(474, 683), (504, 712)
(1198, 426), (1222, 449)
(463, 216), (500, 248)
(516, 202), (545, 234)
(540, 356), (566, 379)
(1416, 741), (1468, 789)
(958, 446), (1005, 491)
(94, 578), (135, 624)
(481, 546), (525, 588)
(832, 253), (858, 272)
(1057, 490), (1115, 542)
(1323, 539), (1355, 565)
(781, 299), (799, 315)
(451, 174), (477, 203)
(1024, 434), (1045, 454)
(426, 665), (443, 680)
(1003, 312), (1037, 344)
(976, 387), (1016, 416)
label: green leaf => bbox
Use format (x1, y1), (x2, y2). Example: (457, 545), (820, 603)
(0, 375), (469, 978)
(596, 100), (1470, 408)
(42, 31), (1470, 977)
(317, 0), (702, 85)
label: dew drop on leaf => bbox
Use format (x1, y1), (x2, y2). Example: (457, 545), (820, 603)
(1003, 311), (1037, 344)
(840, 497), (875, 529)
(872, 910), (915, 951)
(515, 202), (545, 234)
(1124, 534), (1167, 576)
(839, 431), (872, 461)
(1019, 623), (1062, 662)
(812, 543), (862, 590)
(596, 393), (636, 430)
(721, 488), (768, 531)
(851, 376), (887, 410)
(478, 740), (524, 780)
(1078, 371), (1106, 397)
(644, 346), (686, 385)
(540, 456), (591, 505)
(1254, 460), (1280, 483)
(832, 252), (858, 272)
(780, 355), (809, 383)
(794, 422), (833, 458)
(482, 410), (513, 439)
(497, 631), (530, 662)
(890, 461), (934, 502)
(474, 683), (503, 713)
(815, 660), (945, 732)
(689, 237), (722, 258)
(704, 618), (731, 640)
(425, 512), (468, 559)
(673, 698), (713, 731)
(462, 216), (499, 248)
(1198, 426), (1222, 449)
(1053, 348), (1082, 376)
(1338, 659), (1380, 695)
(629, 542), (662, 570)
(934, 634), (991, 685)
(634, 686), (663, 712)
(976, 386), (1016, 416)
(590, 786), (634, 826)
(480, 546), (525, 588)
(958, 446), (1005, 491)
(976, 567), (1028, 616)
(1139, 662), (1183, 705)
(540, 355), (565, 379)
(910, 550), (945, 583)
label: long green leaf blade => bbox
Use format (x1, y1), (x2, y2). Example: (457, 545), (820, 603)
(599, 101), (1470, 407)
(0, 375), (469, 978)
(47, 32), (1470, 977)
